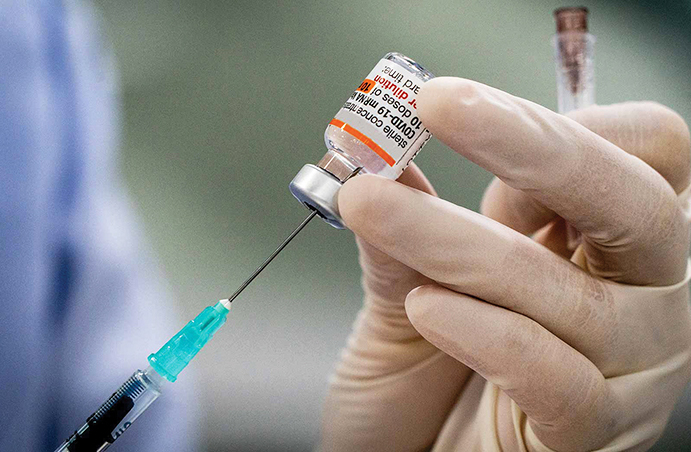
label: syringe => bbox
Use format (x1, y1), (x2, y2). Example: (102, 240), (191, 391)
(54, 50), (432, 450)
(553, 6), (595, 115)
(54, 299), (231, 452)
(553, 6), (595, 249)
(54, 200), (333, 452)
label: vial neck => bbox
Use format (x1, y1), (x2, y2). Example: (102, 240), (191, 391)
(317, 150), (359, 181)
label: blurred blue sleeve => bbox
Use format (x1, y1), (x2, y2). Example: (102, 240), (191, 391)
(0, 1), (200, 451)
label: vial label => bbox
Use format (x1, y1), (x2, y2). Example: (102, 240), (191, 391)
(332, 57), (432, 177)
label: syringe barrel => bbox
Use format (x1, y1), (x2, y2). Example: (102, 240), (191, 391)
(54, 366), (165, 452)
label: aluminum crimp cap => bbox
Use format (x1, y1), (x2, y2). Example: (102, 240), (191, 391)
(289, 164), (345, 229)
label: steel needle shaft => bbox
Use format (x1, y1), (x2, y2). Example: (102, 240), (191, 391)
(226, 210), (318, 303)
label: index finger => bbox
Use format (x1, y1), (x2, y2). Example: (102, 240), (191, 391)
(417, 77), (688, 286)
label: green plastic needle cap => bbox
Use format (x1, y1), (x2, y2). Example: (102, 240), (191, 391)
(148, 300), (230, 382)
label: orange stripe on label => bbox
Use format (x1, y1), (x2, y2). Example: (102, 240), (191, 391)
(329, 119), (395, 166)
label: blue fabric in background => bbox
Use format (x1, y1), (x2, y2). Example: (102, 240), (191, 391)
(0, 1), (200, 450)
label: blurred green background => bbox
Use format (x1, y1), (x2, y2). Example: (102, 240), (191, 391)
(91, 0), (691, 450)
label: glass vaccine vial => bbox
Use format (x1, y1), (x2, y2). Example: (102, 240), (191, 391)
(289, 52), (434, 229)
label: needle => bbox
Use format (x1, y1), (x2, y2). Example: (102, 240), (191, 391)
(226, 166), (361, 304)
(226, 209), (318, 303)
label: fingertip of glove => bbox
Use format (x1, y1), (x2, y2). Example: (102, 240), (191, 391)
(418, 77), (481, 122)
(405, 284), (446, 334)
(653, 103), (691, 193)
(337, 174), (391, 232)
(397, 163), (438, 197)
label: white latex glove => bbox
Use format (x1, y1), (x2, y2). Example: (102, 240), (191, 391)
(319, 77), (691, 452)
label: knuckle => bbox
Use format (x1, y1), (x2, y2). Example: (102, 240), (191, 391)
(570, 101), (691, 193)
(650, 103), (691, 193)
(629, 102), (691, 194)
(644, 186), (686, 244)
(619, 186), (689, 284)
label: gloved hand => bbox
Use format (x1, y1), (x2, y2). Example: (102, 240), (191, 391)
(319, 77), (691, 452)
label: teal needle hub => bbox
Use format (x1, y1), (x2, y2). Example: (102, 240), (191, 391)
(148, 300), (230, 382)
